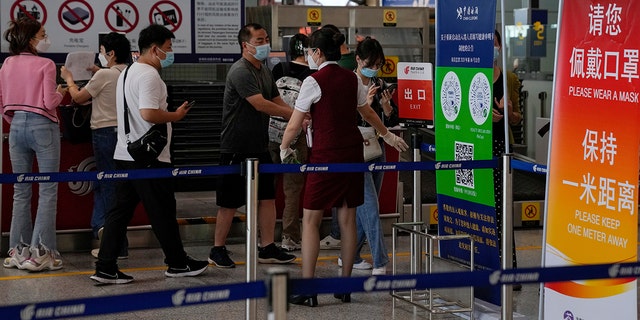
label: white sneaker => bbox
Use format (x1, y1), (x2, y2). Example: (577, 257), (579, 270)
(372, 266), (387, 275)
(320, 235), (341, 249)
(3, 244), (30, 269)
(22, 247), (62, 272)
(280, 236), (301, 251)
(338, 257), (372, 270)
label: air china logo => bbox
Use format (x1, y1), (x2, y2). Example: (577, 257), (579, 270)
(19, 303), (86, 319)
(609, 264), (620, 278)
(299, 165), (329, 172)
(456, 6), (479, 21)
(17, 174), (25, 183)
(171, 288), (230, 305)
(532, 165), (547, 173)
(404, 65), (426, 75)
(172, 289), (186, 306)
(68, 157), (96, 196)
(172, 169), (204, 176)
(368, 163), (376, 171)
(489, 270), (501, 285)
(363, 276), (417, 292)
(20, 304), (35, 320)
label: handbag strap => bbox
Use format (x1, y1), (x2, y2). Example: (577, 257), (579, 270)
(121, 65), (167, 141)
(122, 65), (132, 141)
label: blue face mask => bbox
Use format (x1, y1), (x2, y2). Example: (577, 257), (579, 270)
(157, 48), (174, 68)
(247, 43), (271, 61)
(493, 47), (500, 61)
(361, 67), (378, 78)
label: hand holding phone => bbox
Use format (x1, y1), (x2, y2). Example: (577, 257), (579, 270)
(385, 83), (397, 93)
(186, 100), (196, 109)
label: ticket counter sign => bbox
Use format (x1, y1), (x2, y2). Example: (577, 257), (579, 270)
(397, 62), (433, 126)
(543, 0), (640, 319)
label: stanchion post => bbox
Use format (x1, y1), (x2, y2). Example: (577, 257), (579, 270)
(245, 158), (259, 320)
(501, 154), (514, 320)
(411, 133), (423, 275)
(267, 267), (289, 320)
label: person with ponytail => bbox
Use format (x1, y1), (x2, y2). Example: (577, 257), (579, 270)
(280, 27), (407, 307)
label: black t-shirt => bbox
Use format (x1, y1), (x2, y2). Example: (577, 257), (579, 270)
(220, 58), (279, 153)
(358, 76), (400, 128)
(272, 61), (313, 82)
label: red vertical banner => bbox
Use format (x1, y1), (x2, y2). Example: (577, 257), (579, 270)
(543, 0), (640, 318)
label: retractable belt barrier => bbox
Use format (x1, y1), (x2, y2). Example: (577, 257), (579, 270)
(1, 261), (640, 319)
(0, 159), (499, 184)
(420, 142), (548, 175)
(0, 154), (554, 319)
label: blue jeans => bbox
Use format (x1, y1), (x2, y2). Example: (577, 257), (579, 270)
(91, 127), (117, 236)
(354, 140), (389, 268)
(8, 112), (60, 251)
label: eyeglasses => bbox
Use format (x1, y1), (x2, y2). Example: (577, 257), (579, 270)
(365, 61), (384, 70)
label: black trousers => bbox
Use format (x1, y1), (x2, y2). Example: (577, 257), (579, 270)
(96, 160), (187, 271)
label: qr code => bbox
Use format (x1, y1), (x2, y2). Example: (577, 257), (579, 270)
(455, 141), (474, 188)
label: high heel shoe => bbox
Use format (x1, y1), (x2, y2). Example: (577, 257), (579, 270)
(333, 293), (351, 303)
(289, 294), (318, 307)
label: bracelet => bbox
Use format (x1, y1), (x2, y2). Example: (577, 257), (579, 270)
(67, 84), (78, 89)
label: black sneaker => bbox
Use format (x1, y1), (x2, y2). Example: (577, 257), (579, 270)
(90, 269), (133, 284)
(165, 256), (209, 278)
(258, 243), (296, 264)
(208, 246), (235, 268)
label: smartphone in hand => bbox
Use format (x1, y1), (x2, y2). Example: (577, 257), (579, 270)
(186, 100), (196, 109)
(385, 83), (397, 93)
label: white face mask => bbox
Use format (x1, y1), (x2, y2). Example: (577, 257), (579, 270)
(307, 49), (319, 70)
(35, 38), (50, 53)
(98, 53), (109, 67)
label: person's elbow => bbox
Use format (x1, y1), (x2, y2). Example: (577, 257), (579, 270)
(140, 108), (164, 124)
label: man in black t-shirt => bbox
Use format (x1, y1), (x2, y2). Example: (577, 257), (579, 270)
(209, 23), (296, 268)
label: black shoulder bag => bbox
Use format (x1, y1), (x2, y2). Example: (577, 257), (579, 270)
(122, 66), (168, 166)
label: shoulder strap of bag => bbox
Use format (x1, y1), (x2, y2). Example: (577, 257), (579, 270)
(122, 65), (132, 140)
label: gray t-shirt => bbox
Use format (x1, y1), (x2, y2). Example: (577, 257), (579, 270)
(220, 58), (279, 153)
